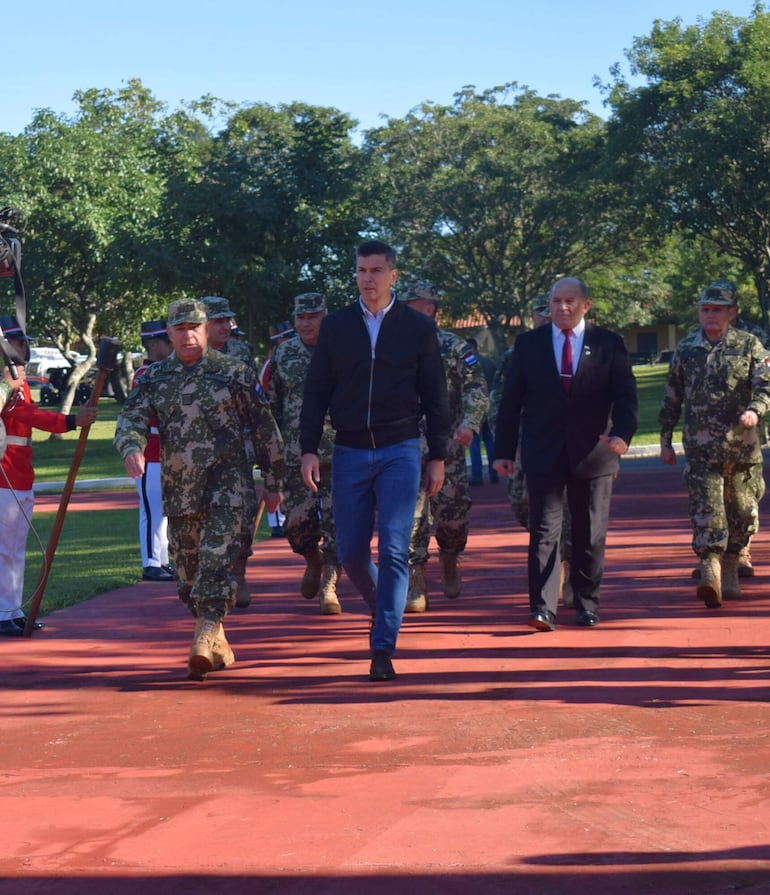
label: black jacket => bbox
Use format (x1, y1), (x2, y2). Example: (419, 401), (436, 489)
(494, 322), (638, 479)
(300, 299), (450, 459)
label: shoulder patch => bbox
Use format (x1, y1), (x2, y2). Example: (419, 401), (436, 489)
(462, 349), (478, 366)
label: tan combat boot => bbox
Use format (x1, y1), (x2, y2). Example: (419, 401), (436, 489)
(696, 553), (722, 609)
(301, 548), (324, 600)
(405, 564), (428, 612)
(439, 550), (462, 599)
(319, 565), (343, 615)
(212, 627), (235, 670)
(721, 553), (742, 600)
(234, 577), (251, 609)
(737, 545), (755, 578)
(188, 617), (222, 680)
(560, 560), (574, 608)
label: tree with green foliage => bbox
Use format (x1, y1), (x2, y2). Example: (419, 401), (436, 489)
(0, 80), (174, 409)
(362, 84), (629, 354)
(603, 4), (770, 327)
(159, 101), (366, 349)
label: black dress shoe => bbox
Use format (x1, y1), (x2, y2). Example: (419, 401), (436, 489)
(13, 616), (45, 631)
(528, 610), (556, 632)
(576, 610), (600, 627)
(143, 566), (175, 582)
(0, 619), (25, 636)
(369, 649), (396, 681)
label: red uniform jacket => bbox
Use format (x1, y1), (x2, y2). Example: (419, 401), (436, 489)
(1, 381), (76, 490)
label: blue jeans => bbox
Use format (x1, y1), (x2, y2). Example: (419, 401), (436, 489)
(469, 417), (496, 480)
(332, 438), (421, 654)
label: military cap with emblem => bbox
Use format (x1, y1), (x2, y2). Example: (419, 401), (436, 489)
(167, 298), (208, 327)
(531, 294), (551, 315)
(397, 281), (440, 303)
(697, 282), (737, 307)
(201, 296), (236, 319)
(293, 292), (327, 315)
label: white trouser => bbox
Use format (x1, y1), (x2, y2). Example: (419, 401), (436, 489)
(136, 461), (169, 568)
(0, 487), (34, 620)
(268, 508), (286, 527)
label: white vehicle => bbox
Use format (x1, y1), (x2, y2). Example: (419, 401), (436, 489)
(25, 346), (72, 382)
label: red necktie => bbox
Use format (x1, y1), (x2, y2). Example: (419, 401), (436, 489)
(561, 329), (573, 392)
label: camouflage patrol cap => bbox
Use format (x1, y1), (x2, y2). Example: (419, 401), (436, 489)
(398, 281), (440, 303)
(167, 299), (208, 327)
(201, 296), (235, 319)
(532, 294), (550, 315)
(293, 292), (327, 315)
(698, 282), (737, 307)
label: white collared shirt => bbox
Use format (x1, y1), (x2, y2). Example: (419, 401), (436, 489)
(551, 318), (586, 376)
(359, 293), (396, 352)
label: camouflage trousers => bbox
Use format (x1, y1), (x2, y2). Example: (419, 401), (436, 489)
(507, 470), (572, 561)
(232, 481), (259, 580)
(168, 505), (247, 622)
(683, 460), (766, 557)
(282, 463), (338, 562)
(410, 447), (471, 564)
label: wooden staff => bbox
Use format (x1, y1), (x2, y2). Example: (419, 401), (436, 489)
(23, 337), (121, 636)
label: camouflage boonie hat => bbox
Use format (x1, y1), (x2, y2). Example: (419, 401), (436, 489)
(532, 294), (550, 315)
(167, 299), (208, 327)
(698, 282), (737, 307)
(201, 296), (235, 319)
(293, 292), (327, 315)
(398, 282), (440, 303)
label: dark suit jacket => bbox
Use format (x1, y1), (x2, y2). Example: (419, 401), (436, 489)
(494, 323), (639, 479)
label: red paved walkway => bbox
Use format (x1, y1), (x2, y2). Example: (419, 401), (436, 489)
(1, 460), (769, 894)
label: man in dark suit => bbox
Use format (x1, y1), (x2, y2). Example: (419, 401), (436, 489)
(493, 277), (638, 630)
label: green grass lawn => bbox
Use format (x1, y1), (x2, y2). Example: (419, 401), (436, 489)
(632, 362), (680, 446)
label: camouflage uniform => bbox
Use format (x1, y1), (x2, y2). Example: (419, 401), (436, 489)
(202, 296), (261, 604)
(115, 324), (284, 624)
(411, 328), (489, 563)
(659, 325), (770, 557)
(267, 325), (337, 562)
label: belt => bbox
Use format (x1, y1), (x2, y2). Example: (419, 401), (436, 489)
(5, 436), (32, 447)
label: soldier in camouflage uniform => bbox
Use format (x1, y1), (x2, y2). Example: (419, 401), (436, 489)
(202, 296), (260, 379)
(689, 281), (770, 581)
(659, 286), (770, 608)
(202, 296), (261, 609)
(266, 292), (343, 614)
(115, 299), (284, 681)
(399, 283), (489, 610)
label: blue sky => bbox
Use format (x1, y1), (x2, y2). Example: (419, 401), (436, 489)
(6, 1), (760, 136)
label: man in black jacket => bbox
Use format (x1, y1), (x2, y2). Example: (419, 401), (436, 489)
(300, 240), (450, 681)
